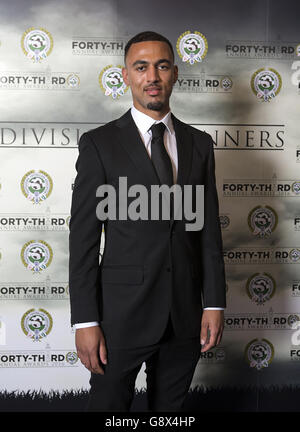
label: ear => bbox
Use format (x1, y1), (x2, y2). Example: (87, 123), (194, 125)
(173, 65), (178, 85)
(122, 67), (129, 86)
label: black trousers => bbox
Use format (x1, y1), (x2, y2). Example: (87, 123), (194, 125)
(86, 315), (201, 412)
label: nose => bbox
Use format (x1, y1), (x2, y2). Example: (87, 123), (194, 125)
(146, 64), (159, 83)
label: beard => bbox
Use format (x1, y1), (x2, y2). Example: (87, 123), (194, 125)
(146, 101), (164, 111)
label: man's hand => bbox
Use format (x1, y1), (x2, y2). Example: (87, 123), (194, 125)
(75, 326), (107, 374)
(200, 310), (224, 353)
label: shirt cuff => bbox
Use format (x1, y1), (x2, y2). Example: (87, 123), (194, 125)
(73, 310), (224, 328)
(73, 321), (99, 329)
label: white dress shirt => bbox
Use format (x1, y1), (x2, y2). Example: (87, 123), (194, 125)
(74, 106), (223, 330)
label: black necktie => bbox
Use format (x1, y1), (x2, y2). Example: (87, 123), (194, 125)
(150, 123), (173, 187)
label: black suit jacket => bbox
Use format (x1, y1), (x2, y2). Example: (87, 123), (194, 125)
(69, 109), (226, 348)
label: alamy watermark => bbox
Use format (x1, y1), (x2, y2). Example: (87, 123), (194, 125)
(95, 177), (204, 231)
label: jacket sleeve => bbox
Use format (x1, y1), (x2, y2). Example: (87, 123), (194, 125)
(199, 134), (226, 308)
(68, 132), (106, 325)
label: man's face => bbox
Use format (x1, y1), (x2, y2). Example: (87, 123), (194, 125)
(122, 40), (178, 118)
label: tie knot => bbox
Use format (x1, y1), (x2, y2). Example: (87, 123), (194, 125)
(150, 122), (166, 140)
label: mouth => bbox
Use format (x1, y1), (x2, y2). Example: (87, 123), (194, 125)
(145, 86), (161, 96)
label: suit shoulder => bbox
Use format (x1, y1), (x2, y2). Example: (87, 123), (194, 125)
(176, 118), (214, 151)
(186, 123), (213, 143)
(82, 118), (118, 142)
(77, 119), (119, 159)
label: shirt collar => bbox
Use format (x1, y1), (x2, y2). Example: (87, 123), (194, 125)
(131, 105), (174, 136)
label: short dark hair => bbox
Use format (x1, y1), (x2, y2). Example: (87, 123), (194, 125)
(124, 31), (175, 63)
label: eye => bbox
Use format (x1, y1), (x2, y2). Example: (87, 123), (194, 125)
(158, 64), (169, 70)
(136, 65), (146, 71)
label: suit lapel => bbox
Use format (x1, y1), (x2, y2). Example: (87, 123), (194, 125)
(116, 109), (160, 186)
(171, 114), (193, 229)
(115, 109), (194, 227)
(116, 110), (193, 186)
(171, 114), (193, 189)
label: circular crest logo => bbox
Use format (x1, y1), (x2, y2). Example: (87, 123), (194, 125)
(291, 181), (300, 195)
(251, 68), (282, 102)
(245, 339), (274, 370)
(21, 240), (53, 273)
(288, 314), (300, 328)
(248, 205), (278, 238)
(67, 73), (80, 88)
(21, 170), (53, 204)
(99, 65), (128, 99)
(220, 76), (233, 91)
(66, 215), (71, 228)
(246, 273), (275, 305)
(296, 44), (300, 57)
(219, 214), (230, 229)
(289, 248), (300, 262)
(66, 351), (78, 365)
(21, 308), (53, 341)
(21, 27), (53, 62)
(176, 31), (208, 65)
(215, 348), (226, 361)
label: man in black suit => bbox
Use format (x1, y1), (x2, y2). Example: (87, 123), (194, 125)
(69, 31), (226, 412)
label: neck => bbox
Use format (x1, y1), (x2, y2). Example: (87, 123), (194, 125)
(133, 102), (170, 120)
